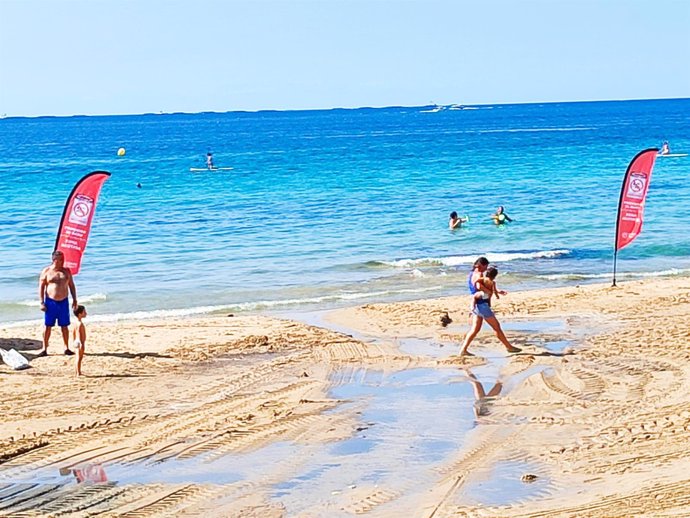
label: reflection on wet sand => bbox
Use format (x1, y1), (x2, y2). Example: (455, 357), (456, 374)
(463, 367), (503, 418)
(0, 317), (572, 515)
(59, 463), (108, 484)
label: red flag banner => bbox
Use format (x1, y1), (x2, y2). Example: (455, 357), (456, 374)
(615, 149), (658, 251)
(54, 171), (111, 275)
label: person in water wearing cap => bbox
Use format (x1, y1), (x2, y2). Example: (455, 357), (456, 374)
(491, 206), (513, 225)
(449, 211), (469, 229)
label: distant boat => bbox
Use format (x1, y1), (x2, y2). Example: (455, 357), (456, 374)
(420, 103), (468, 113)
(420, 104), (446, 113)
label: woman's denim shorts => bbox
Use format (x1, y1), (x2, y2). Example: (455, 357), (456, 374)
(472, 301), (495, 319)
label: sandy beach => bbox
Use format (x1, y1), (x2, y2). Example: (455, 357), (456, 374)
(1, 277), (689, 517)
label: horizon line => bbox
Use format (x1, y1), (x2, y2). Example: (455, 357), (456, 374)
(1, 95), (688, 121)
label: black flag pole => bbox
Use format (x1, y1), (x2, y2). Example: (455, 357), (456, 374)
(612, 249), (618, 287)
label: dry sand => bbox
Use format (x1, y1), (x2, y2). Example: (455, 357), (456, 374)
(1, 277), (689, 517)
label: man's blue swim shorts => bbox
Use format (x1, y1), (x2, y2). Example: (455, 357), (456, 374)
(44, 296), (70, 327)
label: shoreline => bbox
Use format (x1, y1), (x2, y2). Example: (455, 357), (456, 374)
(1, 277), (689, 516)
(5, 268), (690, 329)
(5, 269), (690, 329)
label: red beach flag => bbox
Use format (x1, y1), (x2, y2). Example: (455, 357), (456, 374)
(612, 149), (658, 285)
(54, 171), (111, 275)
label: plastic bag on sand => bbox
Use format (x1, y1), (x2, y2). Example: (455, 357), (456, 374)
(0, 348), (30, 370)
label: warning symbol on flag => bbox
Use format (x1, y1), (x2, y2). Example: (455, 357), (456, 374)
(626, 173), (647, 200)
(68, 195), (94, 226)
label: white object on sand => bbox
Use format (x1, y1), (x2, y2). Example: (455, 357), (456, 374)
(0, 348), (30, 370)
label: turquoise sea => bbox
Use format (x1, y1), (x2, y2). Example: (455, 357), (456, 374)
(1, 99), (689, 324)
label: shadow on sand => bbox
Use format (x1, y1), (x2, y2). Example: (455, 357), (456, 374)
(515, 349), (575, 358)
(88, 352), (173, 360)
(0, 338), (42, 352)
(84, 373), (155, 378)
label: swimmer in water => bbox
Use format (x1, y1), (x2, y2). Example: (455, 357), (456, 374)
(491, 206), (513, 225)
(449, 211), (469, 229)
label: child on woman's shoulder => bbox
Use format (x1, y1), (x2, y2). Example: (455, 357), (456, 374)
(472, 266), (506, 310)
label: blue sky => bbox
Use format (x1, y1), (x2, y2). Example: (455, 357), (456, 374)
(1, 0), (688, 116)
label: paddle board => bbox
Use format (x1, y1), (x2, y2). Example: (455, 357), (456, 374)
(0, 348), (29, 370)
(658, 153), (688, 158)
(190, 167), (234, 172)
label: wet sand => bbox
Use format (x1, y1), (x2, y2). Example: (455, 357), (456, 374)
(1, 277), (689, 517)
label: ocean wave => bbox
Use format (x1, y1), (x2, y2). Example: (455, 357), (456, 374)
(376, 249), (571, 268)
(15, 293), (107, 307)
(478, 127), (595, 134)
(0, 273), (41, 284)
(228, 285), (444, 310)
(540, 268), (690, 281)
(1, 286), (445, 327)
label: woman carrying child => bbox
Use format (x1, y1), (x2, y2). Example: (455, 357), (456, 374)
(460, 262), (520, 356)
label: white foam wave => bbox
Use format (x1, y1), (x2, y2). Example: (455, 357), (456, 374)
(478, 127), (594, 134)
(228, 285), (443, 309)
(381, 249), (571, 268)
(1, 286), (445, 327)
(541, 268), (690, 281)
(16, 292), (107, 307)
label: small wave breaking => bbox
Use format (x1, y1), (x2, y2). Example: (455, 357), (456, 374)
(478, 127), (595, 134)
(14, 293), (107, 307)
(540, 268), (690, 281)
(1, 286), (444, 327)
(375, 249), (571, 268)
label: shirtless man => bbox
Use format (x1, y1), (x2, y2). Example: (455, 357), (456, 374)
(448, 211), (469, 230)
(38, 250), (78, 356)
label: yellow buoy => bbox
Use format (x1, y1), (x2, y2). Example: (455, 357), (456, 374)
(117, 147), (126, 156)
